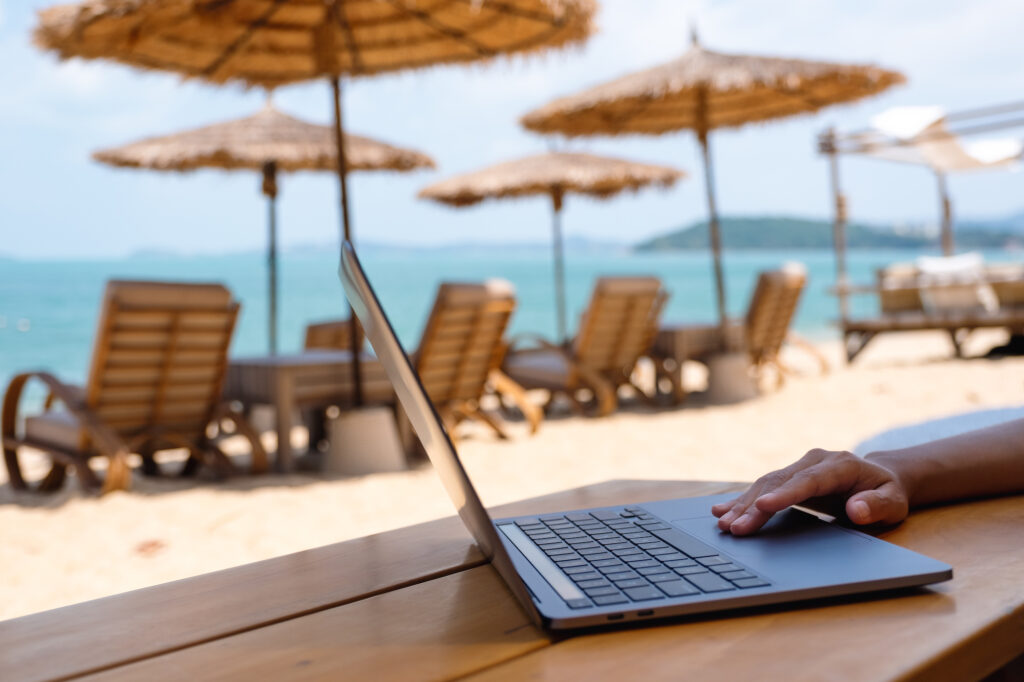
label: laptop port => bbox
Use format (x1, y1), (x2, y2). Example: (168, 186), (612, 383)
(637, 610), (654, 617)
(606, 613), (624, 621)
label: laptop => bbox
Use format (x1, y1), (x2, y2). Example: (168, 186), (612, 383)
(338, 241), (952, 631)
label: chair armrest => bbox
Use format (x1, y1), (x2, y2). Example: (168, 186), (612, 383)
(3, 371), (132, 493)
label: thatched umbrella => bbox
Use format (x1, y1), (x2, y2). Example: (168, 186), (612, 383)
(93, 102), (435, 354)
(419, 151), (685, 342)
(35, 0), (595, 403)
(521, 33), (904, 337)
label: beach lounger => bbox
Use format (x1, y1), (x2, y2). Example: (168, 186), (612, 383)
(304, 317), (363, 352)
(501, 277), (667, 417)
(842, 258), (1024, 362)
(2, 281), (267, 494)
(654, 264), (824, 401)
(410, 280), (541, 439)
(301, 283), (538, 440)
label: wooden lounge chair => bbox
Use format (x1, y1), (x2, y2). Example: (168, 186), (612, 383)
(654, 264), (825, 401)
(303, 281), (540, 440)
(304, 317), (363, 352)
(501, 277), (668, 417)
(2, 281), (267, 494)
(842, 259), (1024, 362)
(411, 280), (541, 439)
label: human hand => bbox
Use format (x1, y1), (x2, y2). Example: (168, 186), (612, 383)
(711, 449), (911, 535)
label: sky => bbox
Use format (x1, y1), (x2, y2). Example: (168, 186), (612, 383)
(1, 0), (1023, 260)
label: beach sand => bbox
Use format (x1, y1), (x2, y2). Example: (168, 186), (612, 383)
(2, 329), (1023, 622)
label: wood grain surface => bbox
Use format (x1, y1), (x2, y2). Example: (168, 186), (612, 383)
(0, 480), (736, 682)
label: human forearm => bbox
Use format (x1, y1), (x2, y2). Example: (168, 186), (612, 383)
(866, 418), (1024, 508)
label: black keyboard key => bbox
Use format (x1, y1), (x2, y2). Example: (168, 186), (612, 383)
(578, 547), (608, 556)
(658, 580), (700, 597)
(697, 555), (729, 566)
(734, 578), (771, 589)
(720, 570), (756, 581)
(627, 559), (661, 569)
(590, 533), (618, 541)
(584, 585), (621, 597)
(566, 514), (592, 522)
(577, 579), (611, 589)
(623, 586), (665, 601)
(596, 565), (630, 576)
(647, 547), (678, 557)
(540, 516), (565, 523)
(613, 578), (649, 589)
(566, 598), (592, 609)
(710, 563), (742, 574)
(604, 543), (634, 552)
(590, 510), (621, 521)
(636, 522), (671, 531)
(569, 571), (602, 582)
(568, 541), (601, 550)
(593, 593), (630, 605)
(563, 565), (594, 575)
(647, 572), (681, 583)
(611, 548), (643, 557)
(647, 527), (720, 558)
(685, 572), (735, 592)
(674, 566), (710, 576)
(585, 552), (614, 561)
(664, 559), (698, 568)
(624, 507), (643, 513)
(591, 558), (624, 568)
(636, 541), (666, 550)
(604, 570), (640, 581)
(555, 559), (586, 568)
(637, 566), (670, 576)
(547, 550), (578, 559)
(655, 552), (687, 563)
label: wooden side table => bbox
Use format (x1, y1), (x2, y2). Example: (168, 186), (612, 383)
(223, 350), (394, 472)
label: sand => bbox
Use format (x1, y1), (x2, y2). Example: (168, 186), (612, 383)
(2, 329), (1023, 622)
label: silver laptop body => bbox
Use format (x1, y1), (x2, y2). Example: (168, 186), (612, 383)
(338, 241), (952, 631)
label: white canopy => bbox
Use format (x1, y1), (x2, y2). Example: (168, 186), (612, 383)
(853, 106), (1022, 172)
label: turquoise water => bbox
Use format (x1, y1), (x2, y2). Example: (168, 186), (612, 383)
(1, 248), (1016, 395)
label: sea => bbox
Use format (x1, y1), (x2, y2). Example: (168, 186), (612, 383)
(2, 247), (1017, 406)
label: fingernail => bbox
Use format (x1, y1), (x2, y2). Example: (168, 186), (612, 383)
(849, 500), (870, 523)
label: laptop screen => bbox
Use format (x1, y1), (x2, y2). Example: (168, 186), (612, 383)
(338, 241), (542, 624)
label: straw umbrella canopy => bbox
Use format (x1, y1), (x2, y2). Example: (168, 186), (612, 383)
(93, 102), (435, 354)
(419, 151), (685, 342)
(35, 0), (595, 404)
(521, 34), (904, 337)
(849, 106), (1023, 255)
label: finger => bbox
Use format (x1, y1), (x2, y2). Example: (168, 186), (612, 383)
(846, 482), (909, 526)
(726, 505), (776, 536)
(754, 461), (856, 514)
(711, 499), (737, 517)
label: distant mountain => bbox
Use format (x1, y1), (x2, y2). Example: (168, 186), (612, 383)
(956, 209), (1024, 235)
(634, 216), (1024, 252)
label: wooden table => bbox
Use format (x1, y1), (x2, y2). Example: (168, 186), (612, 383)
(3, 479), (1022, 682)
(223, 350), (394, 472)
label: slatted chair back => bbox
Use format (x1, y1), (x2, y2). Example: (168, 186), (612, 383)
(572, 277), (665, 374)
(876, 264), (923, 315)
(744, 264), (806, 366)
(414, 281), (516, 405)
(304, 317), (364, 351)
(82, 281), (239, 450)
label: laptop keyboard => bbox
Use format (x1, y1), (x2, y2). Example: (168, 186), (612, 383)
(513, 507), (770, 609)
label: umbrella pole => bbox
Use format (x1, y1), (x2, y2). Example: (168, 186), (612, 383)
(937, 170), (954, 256)
(823, 129), (850, 322)
(332, 75), (364, 407)
(697, 128), (728, 341)
(262, 161), (279, 355)
(551, 191), (568, 345)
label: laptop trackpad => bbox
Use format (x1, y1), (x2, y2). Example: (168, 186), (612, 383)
(672, 510), (873, 581)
